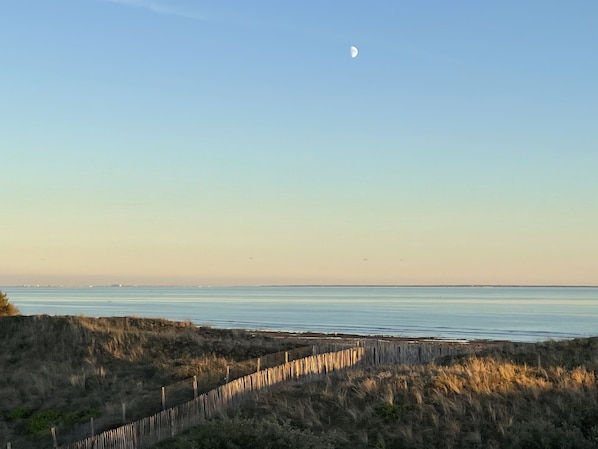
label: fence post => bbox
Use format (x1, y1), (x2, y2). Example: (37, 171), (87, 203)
(122, 402), (127, 423)
(256, 357), (261, 372)
(7, 442), (11, 449)
(162, 386), (166, 410)
(285, 351), (289, 364)
(225, 366), (230, 383)
(90, 416), (95, 437)
(51, 427), (58, 449)
(193, 375), (198, 398)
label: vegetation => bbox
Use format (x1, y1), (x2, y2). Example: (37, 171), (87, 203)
(158, 337), (598, 449)
(0, 315), (308, 448)
(3, 313), (597, 449)
(0, 290), (19, 316)
(153, 418), (337, 449)
(9, 407), (99, 437)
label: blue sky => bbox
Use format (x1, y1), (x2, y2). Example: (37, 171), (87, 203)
(1, 0), (597, 286)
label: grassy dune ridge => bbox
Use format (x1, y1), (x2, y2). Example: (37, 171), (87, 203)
(0, 315), (308, 448)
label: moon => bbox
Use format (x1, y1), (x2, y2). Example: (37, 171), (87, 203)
(350, 45), (358, 58)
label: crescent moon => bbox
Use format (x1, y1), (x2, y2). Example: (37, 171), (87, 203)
(350, 46), (358, 58)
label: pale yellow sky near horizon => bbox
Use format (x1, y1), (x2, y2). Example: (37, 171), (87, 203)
(2, 201), (597, 286)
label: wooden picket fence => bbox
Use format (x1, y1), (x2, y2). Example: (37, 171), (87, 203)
(57, 347), (365, 449)
(42, 341), (474, 449)
(359, 339), (473, 366)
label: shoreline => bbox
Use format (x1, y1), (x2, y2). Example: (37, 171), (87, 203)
(10, 312), (590, 346)
(4, 284), (598, 288)
(248, 329), (507, 351)
(11, 313), (579, 347)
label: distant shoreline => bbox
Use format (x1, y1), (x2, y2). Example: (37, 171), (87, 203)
(3, 284), (598, 288)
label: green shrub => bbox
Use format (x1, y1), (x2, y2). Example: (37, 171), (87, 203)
(377, 402), (404, 422)
(24, 407), (100, 437)
(27, 409), (63, 436)
(8, 406), (33, 420)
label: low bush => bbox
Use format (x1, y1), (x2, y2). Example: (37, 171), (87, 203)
(9, 407), (100, 437)
(0, 291), (19, 316)
(377, 402), (404, 422)
(8, 406), (33, 420)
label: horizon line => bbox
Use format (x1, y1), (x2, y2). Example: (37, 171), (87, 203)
(2, 284), (598, 288)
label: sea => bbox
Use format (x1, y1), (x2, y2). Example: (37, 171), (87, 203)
(3, 286), (598, 342)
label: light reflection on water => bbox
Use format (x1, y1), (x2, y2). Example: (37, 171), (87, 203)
(3, 286), (597, 342)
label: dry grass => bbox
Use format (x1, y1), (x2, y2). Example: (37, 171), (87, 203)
(175, 337), (598, 449)
(4, 313), (598, 449)
(0, 315), (309, 448)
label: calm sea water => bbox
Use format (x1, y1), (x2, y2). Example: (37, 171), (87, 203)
(3, 286), (598, 342)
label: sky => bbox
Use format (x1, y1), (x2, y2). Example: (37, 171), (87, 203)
(1, 0), (597, 286)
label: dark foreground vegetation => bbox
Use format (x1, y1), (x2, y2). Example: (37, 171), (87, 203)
(0, 314), (307, 448)
(2, 312), (597, 449)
